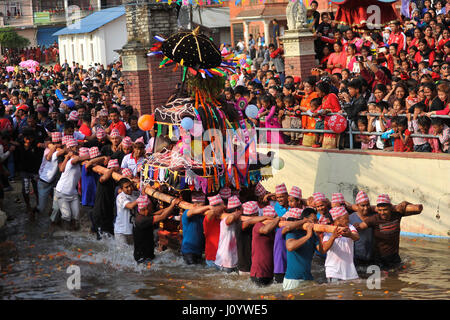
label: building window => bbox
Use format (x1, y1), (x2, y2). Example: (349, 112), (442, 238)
(71, 43), (75, 60)
(63, 44), (67, 61)
(90, 43), (94, 62)
(232, 23), (244, 47)
(80, 43), (84, 61)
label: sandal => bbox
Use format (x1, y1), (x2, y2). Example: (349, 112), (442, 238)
(312, 144), (321, 148)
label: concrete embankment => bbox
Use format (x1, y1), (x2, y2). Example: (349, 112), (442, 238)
(258, 146), (450, 238)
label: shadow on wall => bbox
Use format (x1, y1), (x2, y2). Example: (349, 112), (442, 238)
(312, 150), (374, 203)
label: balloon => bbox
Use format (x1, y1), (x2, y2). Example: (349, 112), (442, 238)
(245, 104), (259, 119)
(181, 117), (194, 130)
(190, 120), (203, 137)
(138, 114), (154, 131)
(230, 79), (237, 87)
(246, 58), (252, 65)
(327, 114), (348, 133)
(239, 58), (246, 66)
(271, 158), (285, 170)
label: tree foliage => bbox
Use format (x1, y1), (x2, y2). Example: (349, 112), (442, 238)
(0, 27), (30, 48)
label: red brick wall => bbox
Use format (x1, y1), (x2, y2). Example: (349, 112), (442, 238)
(147, 55), (181, 113)
(285, 54), (316, 81)
(123, 69), (151, 116)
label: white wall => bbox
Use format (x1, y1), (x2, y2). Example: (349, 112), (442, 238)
(258, 147), (450, 237)
(57, 14), (126, 67)
(104, 14), (126, 65)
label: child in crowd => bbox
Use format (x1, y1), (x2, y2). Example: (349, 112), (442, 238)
(355, 117), (376, 150)
(392, 117), (413, 152)
(258, 94), (284, 144)
(310, 98), (325, 148)
(281, 95), (302, 145)
(407, 110), (434, 152)
(431, 118), (450, 153)
(368, 102), (388, 150)
(405, 86), (419, 111)
(390, 99), (406, 116)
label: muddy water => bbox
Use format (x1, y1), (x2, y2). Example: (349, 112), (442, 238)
(0, 183), (449, 300)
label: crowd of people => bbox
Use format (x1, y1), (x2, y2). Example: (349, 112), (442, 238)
(2, 43), (60, 66)
(0, 0), (437, 291)
(225, 0), (450, 152)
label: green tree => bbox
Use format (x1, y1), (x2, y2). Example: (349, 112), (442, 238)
(0, 27), (30, 49)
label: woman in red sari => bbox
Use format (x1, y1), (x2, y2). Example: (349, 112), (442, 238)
(299, 77), (320, 147)
(313, 81), (342, 148)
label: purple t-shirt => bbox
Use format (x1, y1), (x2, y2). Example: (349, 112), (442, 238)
(273, 227), (287, 274)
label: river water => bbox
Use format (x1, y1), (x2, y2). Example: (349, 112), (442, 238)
(1, 184), (449, 300)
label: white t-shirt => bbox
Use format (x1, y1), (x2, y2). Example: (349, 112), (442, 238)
(55, 158), (81, 196)
(121, 153), (145, 176)
(114, 191), (139, 235)
(375, 119), (386, 150)
(38, 149), (59, 183)
(214, 218), (238, 268)
(323, 224), (359, 280)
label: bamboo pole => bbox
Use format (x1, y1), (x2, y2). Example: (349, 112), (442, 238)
(240, 215), (336, 233)
(91, 164), (195, 210)
(91, 164), (336, 232)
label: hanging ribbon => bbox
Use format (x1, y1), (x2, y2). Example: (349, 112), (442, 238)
(157, 123), (162, 137)
(182, 66), (188, 82)
(168, 124), (173, 139)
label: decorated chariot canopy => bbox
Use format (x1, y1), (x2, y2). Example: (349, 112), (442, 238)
(142, 28), (274, 195)
(332, 0), (401, 30)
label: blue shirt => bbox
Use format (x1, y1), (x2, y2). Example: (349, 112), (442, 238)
(349, 212), (374, 262)
(285, 230), (319, 281)
(181, 209), (205, 255)
(81, 164), (98, 207)
(274, 202), (288, 218)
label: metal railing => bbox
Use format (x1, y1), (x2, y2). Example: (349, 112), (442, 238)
(256, 112), (450, 150)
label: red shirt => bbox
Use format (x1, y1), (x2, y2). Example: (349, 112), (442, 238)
(109, 120), (126, 137)
(394, 129), (413, 152)
(203, 215), (221, 261)
(250, 222), (275, 278)
(388, 32), (406, 55)
(79, 123), (92, 137)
